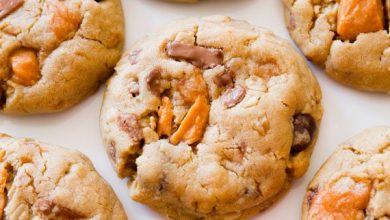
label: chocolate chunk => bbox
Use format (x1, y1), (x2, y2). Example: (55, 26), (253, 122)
(128, 50), (141, 65)
(307, 186), (319, 207)
(146, 68), (161, 95)
(118, 114), (143, 142)
(291, 114), (316, 154)
(0, 0), (23, 19)
(221, 85), (246, 108)
(213, 70), (233, 87)
(166, 41), (223, 69)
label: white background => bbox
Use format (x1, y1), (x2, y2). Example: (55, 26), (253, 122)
(1, 0), (390, 219)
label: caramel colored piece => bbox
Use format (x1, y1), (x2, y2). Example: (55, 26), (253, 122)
(146, 68), (162, 96)
(0, 167), (7, 219)
(0, 0), (24, 19)
(178, 71), (208, 104)
(308, 178), (371, 220)
(10, 48), (41, 86)
(337, 0), (384, 40)
(48, 0), (81, 40)
(213, 70), (233, 87)
(170, 95), (210, 145)
(158, 97), (173, 136)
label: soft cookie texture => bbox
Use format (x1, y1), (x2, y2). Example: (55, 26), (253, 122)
(303, 127), (390, 220)
(0, 134), (127, 219)
(283, 0), (390, 92)
(0, 0), (124, 114)
(100, 15), (323, 219)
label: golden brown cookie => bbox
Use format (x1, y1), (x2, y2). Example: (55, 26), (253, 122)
(0, 0), (124, 114)
(101, 15), (323, 219)
(303, 127), (390, 220)
(283, 0), (390, 92)
(0, 133), (127, 219)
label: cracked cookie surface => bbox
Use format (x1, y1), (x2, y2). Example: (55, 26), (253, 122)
(0, 133), (127, 220)
(283, 0), (390, 92)
(100, 15), (323, 219)
(0, 0), (124, 114)
(303, 127), (390, 220)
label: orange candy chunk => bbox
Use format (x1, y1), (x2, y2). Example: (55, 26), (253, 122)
(337, 0), (384, 40)
(308, 177), (371, 220)
(178, 71), (208, 104)
(158, 97), (174, 136)
(48, 0), (81, 40)
(10, 48), (41, 86)
(170, 95), (210, 145)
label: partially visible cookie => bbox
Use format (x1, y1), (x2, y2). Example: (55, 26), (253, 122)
(101, 15), (322, 219)
(303, 127), (390, 220)
(0, 0), (124, 114)
(283, 0), (390, 92)
(0, 134), (127, 219)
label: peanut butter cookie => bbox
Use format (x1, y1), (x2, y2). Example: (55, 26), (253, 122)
(100, 15), (323, 219)
(0, 133), (127, 219)
(303, 127), (390, 220)
(283, 0), (390, 92)
(0, 0), (124, 114)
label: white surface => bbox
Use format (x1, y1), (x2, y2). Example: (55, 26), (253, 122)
(1, 0), (390, 219)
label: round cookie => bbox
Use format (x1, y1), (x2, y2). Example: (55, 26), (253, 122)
(283, 0), (390, 92)
(0, 133), (127, 219)
(100, 15), (322, 219)
(303, 127), (390, 220)
(0, 0), (124, 114)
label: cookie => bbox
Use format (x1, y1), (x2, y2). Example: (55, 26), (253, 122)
(283, 0), (390, 92)
(302, 127), (390, 220)
(0, 133), (127, 219)
(0, 0), (124, 114)
(100, 15), (323, 219)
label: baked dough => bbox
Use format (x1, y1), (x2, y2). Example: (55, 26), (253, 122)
(303, 127), (390, 220)
(283, 0), (390, 92)
(101, 15), (323, 219)
(0, 0), (124, 114)
(0, 133), (127, 219)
